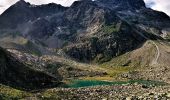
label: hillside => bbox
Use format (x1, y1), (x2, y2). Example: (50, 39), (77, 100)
(0, 47), (61, 90)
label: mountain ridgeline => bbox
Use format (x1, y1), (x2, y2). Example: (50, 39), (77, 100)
(0, 0), (169, 63)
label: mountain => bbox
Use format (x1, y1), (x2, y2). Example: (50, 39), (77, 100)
(96, 0), (146, 10)
(0, 0), (170, 99)
(0, 0), (67, 29)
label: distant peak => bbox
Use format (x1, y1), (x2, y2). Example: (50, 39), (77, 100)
(18, 0), (25, 2)
(16, 0), (26, 4)
(70, 0), (146, 10)
(96, 0), (146, 9)
(15, 0), (30, 7)
(71, 0), (96, 7)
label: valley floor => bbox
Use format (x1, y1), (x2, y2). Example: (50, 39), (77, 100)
(1, 40), (170, 100)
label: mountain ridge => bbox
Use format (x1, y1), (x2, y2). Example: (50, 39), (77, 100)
(0, 0), (169, 60)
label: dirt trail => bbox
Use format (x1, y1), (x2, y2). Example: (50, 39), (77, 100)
(116, 15), (160, 65)
(150, 41), (160, 65)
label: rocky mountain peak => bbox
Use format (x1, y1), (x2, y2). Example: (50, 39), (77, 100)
(14, 0), (30, 7)
(96, 0), (146, 10)
(70, 0), (95, 8)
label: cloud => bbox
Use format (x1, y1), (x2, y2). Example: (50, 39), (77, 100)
(144, 0), (170, 16)
(0, 0), (170, 16)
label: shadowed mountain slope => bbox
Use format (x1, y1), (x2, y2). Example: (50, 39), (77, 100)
(0, 47), (62, 90)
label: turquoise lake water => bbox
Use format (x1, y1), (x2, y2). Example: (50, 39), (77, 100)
(64, 80), (167, 88)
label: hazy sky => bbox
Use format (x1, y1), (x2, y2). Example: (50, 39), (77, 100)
(0, 0), (170, 16)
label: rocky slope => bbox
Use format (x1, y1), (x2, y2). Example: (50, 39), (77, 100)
(0, 47), (61, 90)
(1, 84), (170, 100)
(7, 49), (107, 79)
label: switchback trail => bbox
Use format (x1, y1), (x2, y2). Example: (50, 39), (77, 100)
(116, 14), (160, 65)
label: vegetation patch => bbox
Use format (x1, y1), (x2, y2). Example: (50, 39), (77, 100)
(0, 84), (32, 100)
(102, 23), (120, 34)
(25, 41), (42, 56)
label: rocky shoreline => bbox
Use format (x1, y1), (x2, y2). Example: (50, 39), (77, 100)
(29, 84), (170, 100)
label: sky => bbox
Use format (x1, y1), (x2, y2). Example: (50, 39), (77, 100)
(0, 0), (170, 16)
